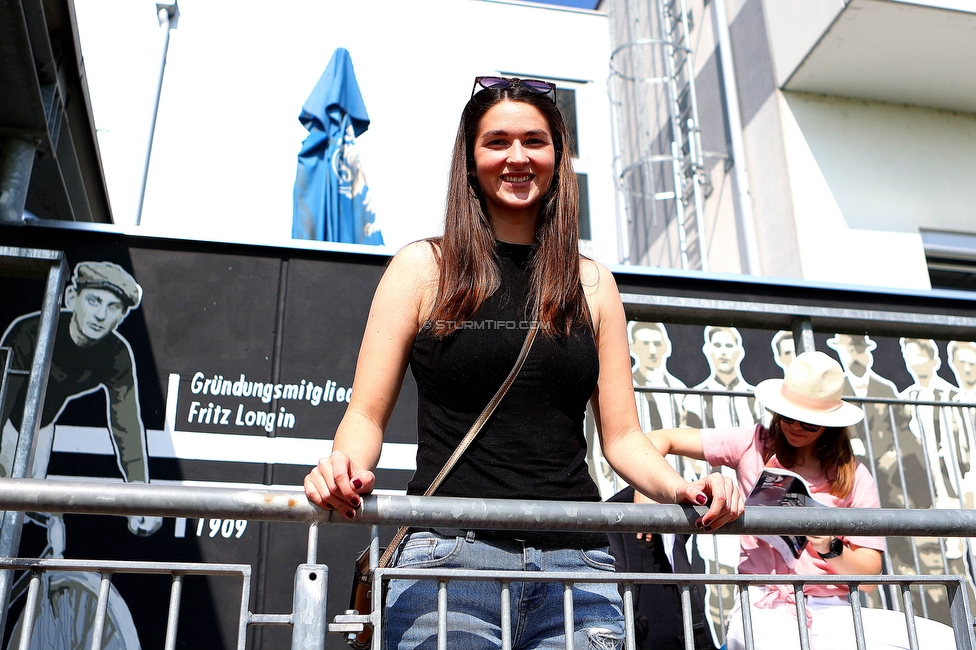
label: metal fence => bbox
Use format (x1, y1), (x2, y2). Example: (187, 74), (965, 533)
(628, 384), (976, 622)
(1, 478), (976, 650)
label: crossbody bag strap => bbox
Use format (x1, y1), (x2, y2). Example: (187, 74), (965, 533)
(377, 322), (539, 569)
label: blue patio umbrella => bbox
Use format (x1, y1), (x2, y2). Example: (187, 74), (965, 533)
(292, 48), (383, 244)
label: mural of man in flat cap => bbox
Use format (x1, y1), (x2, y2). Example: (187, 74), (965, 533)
(825, 333), (927, 510)
(1, 261), (161, 536)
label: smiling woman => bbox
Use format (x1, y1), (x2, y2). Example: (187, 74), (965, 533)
(303, 74), (743, 650)
(473, 101), (555, 239)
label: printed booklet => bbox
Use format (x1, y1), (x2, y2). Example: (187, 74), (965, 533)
(746, 467), (825, 567)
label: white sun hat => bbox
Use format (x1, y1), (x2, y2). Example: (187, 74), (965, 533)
(753, 350), (864, 428)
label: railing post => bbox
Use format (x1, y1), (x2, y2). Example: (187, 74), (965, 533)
(946, 578), (976, 650)
(0, 251), (66, 637)
(791, 317), (816, 354)
(291, 564), (328, 650)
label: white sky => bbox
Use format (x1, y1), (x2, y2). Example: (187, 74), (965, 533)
(76, 0), (328, 245)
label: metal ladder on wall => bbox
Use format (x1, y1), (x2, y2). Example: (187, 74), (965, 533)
(610, 0), (711, 271)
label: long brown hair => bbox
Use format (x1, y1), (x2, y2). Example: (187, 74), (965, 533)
(428, 82), (587, 339)
(760, 414), (856, 498)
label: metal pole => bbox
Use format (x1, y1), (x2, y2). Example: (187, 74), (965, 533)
(3, 479), (976, 538)
(791, 317), (816, 354)
(710, 0), (761, 276)
(0, 257), (66, 635)
(0, 138), (37, 223)
(133, 2), (179, 226)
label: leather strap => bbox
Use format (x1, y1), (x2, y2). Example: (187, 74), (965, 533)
(376, 322), (539, 569)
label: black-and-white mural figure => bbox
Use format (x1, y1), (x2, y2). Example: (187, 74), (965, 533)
(898, 337), (976, 606)
(628, 321), (687, 430)
(770, 330), (795, 375)
(948, 341), (976, 506)
(685, 326), (761, 429)
(949, 341), (976, 398)
(825, 333), (927, 510)
(680, 325), (755, 642)
(1, 261), (161, 537)
(899, 337), (964, 509)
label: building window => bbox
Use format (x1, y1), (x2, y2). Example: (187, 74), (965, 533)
(555, 88), (579, 158)
(921, 229), (976, 292)
(577, 173), (591, 240)
(556, 86), (589, 240)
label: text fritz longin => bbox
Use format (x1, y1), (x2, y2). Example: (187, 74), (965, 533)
(186, 372), (352, 433)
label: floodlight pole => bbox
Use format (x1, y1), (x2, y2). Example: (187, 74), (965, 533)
(133, 2), (179, 226)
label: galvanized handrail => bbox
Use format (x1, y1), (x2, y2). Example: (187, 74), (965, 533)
(3, 479), (976, 650)
(1, 478), (976, 538)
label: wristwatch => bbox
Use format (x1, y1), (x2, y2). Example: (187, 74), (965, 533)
(818, 537), (844, 560)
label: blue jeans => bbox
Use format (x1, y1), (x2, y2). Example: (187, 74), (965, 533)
(383, 530), (624, 650)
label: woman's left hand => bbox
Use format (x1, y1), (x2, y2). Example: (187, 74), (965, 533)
(679, 472), (744, 531)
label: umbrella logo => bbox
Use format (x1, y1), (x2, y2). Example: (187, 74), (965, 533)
(333, 125), (365, 200)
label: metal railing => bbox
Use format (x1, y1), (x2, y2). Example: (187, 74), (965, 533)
(1, 478), (976, 650)
(630, 383), (976, 623)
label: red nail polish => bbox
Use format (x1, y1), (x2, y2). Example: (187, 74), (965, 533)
(352, 478), (363, 489)
(351, 497), (361, 507)
(696, 494), (707, 505)
(345, 510), (356, 519)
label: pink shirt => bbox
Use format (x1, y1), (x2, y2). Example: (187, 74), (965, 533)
(702, 425), (885, 597)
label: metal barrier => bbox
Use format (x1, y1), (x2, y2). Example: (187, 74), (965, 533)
(1, 478), (976, 650)
(0, 247), (67, 640)
(631, 383), (976, 626)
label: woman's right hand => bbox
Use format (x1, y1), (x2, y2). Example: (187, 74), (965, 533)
(304, 450), (375, 519)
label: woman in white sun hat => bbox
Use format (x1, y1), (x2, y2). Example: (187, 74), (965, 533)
(650, 350), (956, 650)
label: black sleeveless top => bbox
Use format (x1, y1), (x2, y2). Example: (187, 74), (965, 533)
(408, 242), (605, 546)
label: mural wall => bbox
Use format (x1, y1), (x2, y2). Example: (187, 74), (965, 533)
(0, 228), (410, 650)
(589, 320), (976, 640)
(2, 225), (973, 648)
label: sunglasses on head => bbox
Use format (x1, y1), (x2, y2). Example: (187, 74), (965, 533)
(779, 415), (822, 432)
(472, 76), (557, 101)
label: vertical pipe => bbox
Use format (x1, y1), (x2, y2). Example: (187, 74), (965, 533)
(89, 572), (113, 650)
(163, 574), (184, 650)
(739, 585), (755, 650)
(15, 573), (42, 650)
(679, 585), (694, 650)
(437, 580), (448, 650)
(849, 584), (867, 650)
(710, 0), (761, 275)
(563, 582), (575, 650)
(791, 317), (816, 354)
(0, 257), (65, 636)
(236, 570), (251, 650)
(622, 583), (636, 650)
(133, 3), (178, 226)
(901, 584), (920, 650)
(947, 579), (976, 650)
(794, 585), (810, 650)
(0, 138), (37, 223)
(501, 581), (512, 650)
(306, 523), (318, 565)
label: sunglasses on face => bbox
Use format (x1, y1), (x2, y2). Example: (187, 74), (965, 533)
(472, 76), (557, 101)
(780, 415), (822, 432)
